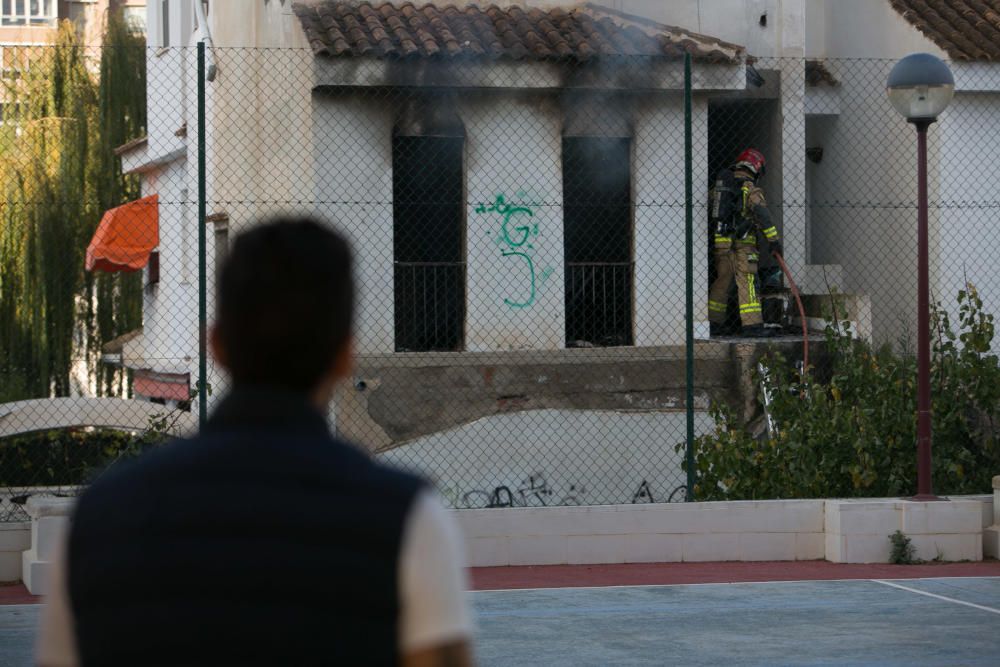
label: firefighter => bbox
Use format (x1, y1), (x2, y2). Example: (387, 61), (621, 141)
(707, 148), (782, 337)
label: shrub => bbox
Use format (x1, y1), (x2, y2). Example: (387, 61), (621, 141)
(0, 398), (189, 488)
(681, 288), (1000, 500)
(0, 428), (138, 488)
(889, 530), (917, 565)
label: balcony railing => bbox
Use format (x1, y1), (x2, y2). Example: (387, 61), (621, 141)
(566, 261), (634, 348)
(394, 261), (465, 352)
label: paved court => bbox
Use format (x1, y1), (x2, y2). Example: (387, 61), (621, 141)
(472, 577), (1000, 666)
(3, 576), (998, 666)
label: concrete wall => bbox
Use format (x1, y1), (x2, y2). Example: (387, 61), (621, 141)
(134, 0), (314, 410)
(12, 493), (994, 590)
(312, 93), (395, 354)
(825, 498), (984, 563)
(806, 59), (945, 344)
(337, 340), (803, 460)
(634, 95), (710, 344)
(596, 0), (802, 58)
(139, 160), (197, 375)
(455, 496), (990, 566)
(800, 2), (1000, 343)
(312, 88), (716, 354)
(811, 0), (947, 60)
(456, 499), (826, 566)
(464, 94), (565, 351)
(380, 408), (711, 508)
(934, 93), (1000, 329)
(0, 523), (30, 582)
(805, 0), (1000, 341)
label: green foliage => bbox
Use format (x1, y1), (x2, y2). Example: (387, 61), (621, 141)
(889, 530), (917, 565)
(0, 429), (137, 487)
(0, 395), (191, 489)
(0, 13), (146, 401)
(682, 289), (1000, 500)
(90, 12), (147, 398)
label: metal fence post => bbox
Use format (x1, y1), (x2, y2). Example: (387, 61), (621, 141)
(684, 52), (696, 501)
(197, 42), (208, 430)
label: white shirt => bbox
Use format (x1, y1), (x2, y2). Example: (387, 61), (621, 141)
(37, 491), (472, 665)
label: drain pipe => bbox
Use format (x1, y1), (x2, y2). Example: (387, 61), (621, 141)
(194, 0), (217, 81)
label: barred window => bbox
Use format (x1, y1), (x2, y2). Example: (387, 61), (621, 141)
(562, 137), (634, 347)
(392, 135), (465, 352)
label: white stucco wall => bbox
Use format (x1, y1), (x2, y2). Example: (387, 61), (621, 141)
(633, 95), (710, 344)
(800, 2), (997, 343)
(464, 94), (566, 351)
(133, 0), (315, 411)
(139, 160), (197, 376)
(312, 88), (721, 353)
(805, 58), (947, 343)
(935, 93), (1000, 325)
(812, 0), (947, 60)
(379, 408), (712, 507)
(312, 94), (396, 354)
(778, 59), (808, 277)
(599, 0), (803, 58)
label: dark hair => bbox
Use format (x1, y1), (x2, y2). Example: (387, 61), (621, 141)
(215, 217), (354, 392)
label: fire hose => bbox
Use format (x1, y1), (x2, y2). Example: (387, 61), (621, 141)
(771, 250), (809, 372)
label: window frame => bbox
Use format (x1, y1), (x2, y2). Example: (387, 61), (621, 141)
(1, 0), (56, 27)
(561, 135), (636, 348)
(391, 132), (467, 353)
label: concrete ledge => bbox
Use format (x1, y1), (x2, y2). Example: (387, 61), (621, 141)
(984, 476), (1000, 559)
(456, 496), (992, 567)
(823, 498), (983, 563)
(21, 497), (74, 595)
(455, 500), (826, 567)
(0, 523), (30, 582)
(15, 492), (994, 580)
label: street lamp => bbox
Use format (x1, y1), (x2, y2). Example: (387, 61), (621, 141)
(886, 53), (954, 501)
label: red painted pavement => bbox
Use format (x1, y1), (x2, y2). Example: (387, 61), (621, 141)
(0, 583), (39, 605)
(6, 561), (998, 604)
(470, 560), (1000, 591)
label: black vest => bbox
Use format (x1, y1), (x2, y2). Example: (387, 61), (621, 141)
(68, 388), (425, 666)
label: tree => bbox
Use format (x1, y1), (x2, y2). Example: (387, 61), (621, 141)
(0, 12), (146, 401)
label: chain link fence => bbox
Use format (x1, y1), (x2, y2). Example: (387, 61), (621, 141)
(2, 35), (999, 520)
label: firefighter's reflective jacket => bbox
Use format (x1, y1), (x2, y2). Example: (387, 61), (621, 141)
(711, 169), (780, 246)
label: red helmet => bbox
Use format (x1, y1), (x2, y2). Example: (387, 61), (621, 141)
(733, 148), (766, 179)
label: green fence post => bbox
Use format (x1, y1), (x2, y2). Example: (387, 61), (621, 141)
(197, 42), (207, 430)
(684, 52), (696, 501)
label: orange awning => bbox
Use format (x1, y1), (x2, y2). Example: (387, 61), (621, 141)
(86, 194), (159, 273)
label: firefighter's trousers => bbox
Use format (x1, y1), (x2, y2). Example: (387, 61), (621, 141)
(708, 235), (762, 326)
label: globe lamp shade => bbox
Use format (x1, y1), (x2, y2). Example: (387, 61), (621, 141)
(887, 53), (954, 121)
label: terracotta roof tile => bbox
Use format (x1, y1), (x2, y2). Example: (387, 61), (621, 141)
(292, 1), (743, 63)
(890, 0), (1000, 61)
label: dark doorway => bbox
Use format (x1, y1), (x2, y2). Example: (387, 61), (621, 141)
(392, 135), (465, 352)
(707, 99), (780, 330)
(562, 137), (633, 347)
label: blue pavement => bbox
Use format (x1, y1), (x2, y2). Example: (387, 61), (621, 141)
(471, 577), (1000, 666)
(2, 577), (998, 666)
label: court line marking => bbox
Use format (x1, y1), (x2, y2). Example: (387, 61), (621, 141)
(871, 579), (1000, 615)
(472, 575), (1000, 594)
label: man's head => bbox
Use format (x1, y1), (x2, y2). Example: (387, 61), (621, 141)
(732, 147), (766, 181)
(211, 217), (355, 398)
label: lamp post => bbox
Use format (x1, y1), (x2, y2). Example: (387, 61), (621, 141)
(886, 53), (954, 500)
